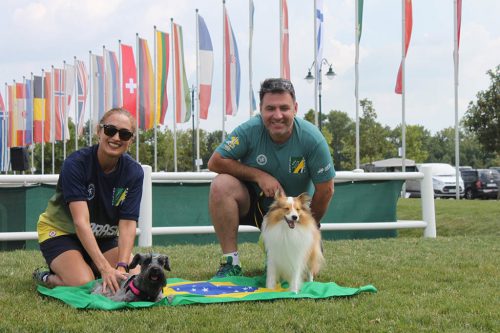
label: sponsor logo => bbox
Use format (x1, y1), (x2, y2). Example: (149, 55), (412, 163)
(91, 223), (119, 237)
(317, 163), (332, 174)
(256, 154), (267, 166)
(290, 157), (306, 174)
(223, 136), (240, 152)
(112, 187), (128, 206)
(87, 183), (95, 200)
(49, 231), (57, 238)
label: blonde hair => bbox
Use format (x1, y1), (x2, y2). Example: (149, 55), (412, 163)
(98, 108), (136, 133)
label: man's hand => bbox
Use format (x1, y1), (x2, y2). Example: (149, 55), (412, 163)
(257, 173), (285, 197)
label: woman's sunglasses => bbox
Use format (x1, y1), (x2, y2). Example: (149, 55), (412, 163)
(99, 124), (134, 141)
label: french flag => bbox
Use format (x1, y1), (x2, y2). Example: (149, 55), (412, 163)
(224, 7), (240, 116)
(198, 14), (213, 120)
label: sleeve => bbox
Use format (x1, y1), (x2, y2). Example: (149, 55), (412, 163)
(118, 164), (144, 222)
(308, 138), (336, 184)
(59, 156), (89, 203)
(214, 125), (249, 160)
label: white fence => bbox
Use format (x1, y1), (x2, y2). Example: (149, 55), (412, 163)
(0, 165), (436, 246)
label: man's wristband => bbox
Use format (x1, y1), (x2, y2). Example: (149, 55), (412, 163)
(116, 262), (129, 272)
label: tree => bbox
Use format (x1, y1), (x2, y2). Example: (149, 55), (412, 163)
(462, 65), (500, 154)
(323, 110), (355, 170)
(389, 124), (430, 162)
(359, 99), (394, 164)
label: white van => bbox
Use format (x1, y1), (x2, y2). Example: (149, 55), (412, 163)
(406, 163), (465, 198)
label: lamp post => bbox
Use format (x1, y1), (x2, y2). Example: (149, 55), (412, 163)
(304, 59), (336, 131)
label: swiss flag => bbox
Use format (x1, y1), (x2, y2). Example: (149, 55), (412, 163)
(121, 44), (137, 120)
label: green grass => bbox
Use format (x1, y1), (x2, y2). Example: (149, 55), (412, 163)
(1, 199), (499, 332)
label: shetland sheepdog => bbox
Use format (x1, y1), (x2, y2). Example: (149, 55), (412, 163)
(261, 191), (324, 293)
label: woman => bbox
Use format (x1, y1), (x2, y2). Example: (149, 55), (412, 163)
(33, 108), (143, 293)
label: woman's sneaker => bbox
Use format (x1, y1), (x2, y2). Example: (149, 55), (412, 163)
(214, 256), (242, 278)
(32, 268), (51, 286)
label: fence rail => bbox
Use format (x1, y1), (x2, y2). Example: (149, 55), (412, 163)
(0, 166), (436, 245)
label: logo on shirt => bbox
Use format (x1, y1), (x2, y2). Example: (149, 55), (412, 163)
(290, 157), (306, 174)
(256, 154), (267, 166)
(223, 136), (240, 152)
(317, 163), (332, 174)
(112, 187), (129, 206)
(87, 184), (95, 200)
(91, 223), (119, 237)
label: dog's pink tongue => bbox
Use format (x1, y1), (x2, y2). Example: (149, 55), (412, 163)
(286, 218), (295, 229)
(151, 275), (159, 281)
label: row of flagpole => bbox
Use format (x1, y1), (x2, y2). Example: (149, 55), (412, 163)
(1, 0), (463, 177)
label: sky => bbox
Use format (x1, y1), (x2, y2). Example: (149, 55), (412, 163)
(0, 0), (499, 135)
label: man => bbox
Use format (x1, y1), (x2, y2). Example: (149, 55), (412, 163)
(208, 78), (335, 278)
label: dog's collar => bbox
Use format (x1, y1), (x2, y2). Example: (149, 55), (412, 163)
(127, 278), (142, 297)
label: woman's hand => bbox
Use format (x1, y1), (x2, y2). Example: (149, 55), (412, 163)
(100, 265), (128, 294)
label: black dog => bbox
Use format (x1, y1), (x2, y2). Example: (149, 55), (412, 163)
(92, 253), (171, 302)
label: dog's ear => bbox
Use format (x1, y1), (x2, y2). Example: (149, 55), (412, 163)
(162, 256), (171, 271)
(274, 189), (285, 200)
(129, 253), (143, 269)
(297, 192), (311, 208)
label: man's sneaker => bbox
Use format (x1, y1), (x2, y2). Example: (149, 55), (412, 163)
(214, 256), (242, 278)
(32, 268), (50, 286)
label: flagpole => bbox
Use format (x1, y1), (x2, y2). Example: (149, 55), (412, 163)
(135, 34), (140, 162)
(41, 70), (45, 174)
(73, 57), (78, 151)
(222, 0), (226, 142)
(355, 1), (360, 170)
(196, 9), (201, 172)
(249, 0), (254, 118)
(171, 19), (178, 172)
(454, 0), (460, 199)
(401, 0), (407, 192)
(62, 60), (67, 160)
(50, 66), (55, 174)
(88, 51), (93, 146)
(154, 26), (158, 172)
(118, 40), (123, 106)
(313, 0), (319, 127)
(30, 72), (34, 173)
(279, 0), (283, 78)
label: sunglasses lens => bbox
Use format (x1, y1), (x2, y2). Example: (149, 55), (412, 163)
(101, 124), (133, 141)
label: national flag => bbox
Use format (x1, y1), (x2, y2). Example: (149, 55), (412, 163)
(44, 72), (52, 143)
(280, 0), (290, 80)
(198, 14), (214, 120)
(75, 60), (88, 136)
(7, 85), (16, 147)
(104, 49), (120, 110)
(456, 0), (462, 50)
(120, 43), (137, 120)
(63, 64), (75, 141)
(357, 0), (364, 43)
(91, 54), (105, 127)
(15, 83), (27, 146)
(53, 68), (68, 141)
(0, 91), (8, 171)
(172, 23), (192, 123)
(315, 0), (324, 84)
(25, 79), (33, 145)
(33, 75), (44, 143)
(138, 37), (155, 130)
(156, 30), (169, 125)
(223, 6), (241, 116)
(395, 0), (413, 94)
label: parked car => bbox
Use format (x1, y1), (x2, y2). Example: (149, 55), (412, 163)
(406, 163), (464, 198)
(460, 169), (499, 199)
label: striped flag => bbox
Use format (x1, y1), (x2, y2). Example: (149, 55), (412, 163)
(198, 14), (214, 120)
(33, 75), (44, 143)
(223, 6), (241, 116)
(156, 30), (169, 125)
(43, 73), (52, 143)
(395, 0), (413, 94)
(7, 85), (17, 147)
(138, 37), (155, 129)
(91, 54), (105, 127)
(25, 79), (33, 145)
(120, 44), (137, 120)
(280, 0), (290, 79)
(75, 60), (88, 136)
(53, 68), (69, 141)
(315, 0), (324, 83)
(0, 91), (8, 171)
(172, 23), (191, 123)
(15, 83), (26, 146)
(104, 49), (120, 110)
(63, 64), (75, 142)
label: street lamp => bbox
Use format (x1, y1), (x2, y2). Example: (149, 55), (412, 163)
(304, 59), (336, 131)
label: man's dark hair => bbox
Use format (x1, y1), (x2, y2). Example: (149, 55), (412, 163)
(259, 78), (296, 103)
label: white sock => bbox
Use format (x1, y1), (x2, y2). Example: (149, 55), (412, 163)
(223, 252), (240, 266)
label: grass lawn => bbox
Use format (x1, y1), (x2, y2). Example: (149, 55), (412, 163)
(0, 199), (498, 332)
